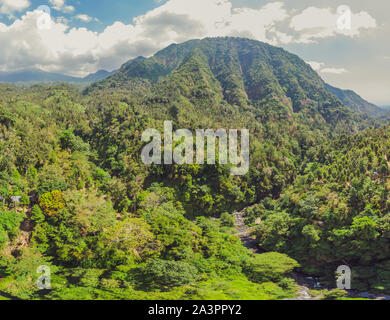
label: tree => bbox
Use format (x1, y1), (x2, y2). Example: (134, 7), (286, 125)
(38, 191), (66, 217)
(96, 218), (162, 267)
(142, 259), (198, 289)
(245, 252), (299, 283)
(220, 212), (235, 228)
(30, 205), (45, 223)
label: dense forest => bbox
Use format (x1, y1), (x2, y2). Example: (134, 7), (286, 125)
(0, 37), (387, 300)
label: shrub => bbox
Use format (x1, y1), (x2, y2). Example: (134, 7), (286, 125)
(245, 252), (299, 283)
(143, 259), (199, 289)
(323, 289), (347, 300)
(100, 278), (121, 290)
(0, 210), (24, 241)
(30, 205), (45, 223)
(60, 130), (90, 153)
(220, 212), (235, 228)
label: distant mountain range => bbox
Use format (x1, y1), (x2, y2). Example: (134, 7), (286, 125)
(0, 68), (114, 83)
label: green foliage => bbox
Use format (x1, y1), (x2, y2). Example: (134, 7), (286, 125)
(60, 130), (90, 153)
(30, 205), (45, 223)
(0, 210), (24, 244)
(254, 125), (390, 289)
(38, 191), (65, 217)
(96, 217), (162, 267)
(220, 212), (235, 228)
(0, 38), (387, 300)
(142, 259), (199, 289)
(323, 289), (347, 300)
(245, 252), (299, 283)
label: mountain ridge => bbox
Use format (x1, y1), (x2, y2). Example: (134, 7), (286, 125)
(86, 37), (378, 132)
(0, 68), (114, 83)
(324, 83), (383, 117)
(0, 37), (380, 119)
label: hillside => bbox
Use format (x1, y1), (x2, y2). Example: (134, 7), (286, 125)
(251, 125), (390, 292)
(88, 37), (370, 132)
(0, 37), (387, 300)
(324, 83), (384, 117)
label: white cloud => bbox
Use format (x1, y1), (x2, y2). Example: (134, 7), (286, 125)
(76, 14), (93, 22)
(49, 0), (74, 13)
(320, 67), (348, 74)
(133, 0), (289, 45)
(307, 61), (325, 71)
(290, 6), (376, 43)
(307, 61), (348, 75)
(0, 0), (378, 77)
(0, 0), (30, 14)
(0, 0), (293, 76)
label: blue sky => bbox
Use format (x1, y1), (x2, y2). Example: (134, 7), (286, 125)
(0, 0), (389, 105)
(0, 0), (164, 30)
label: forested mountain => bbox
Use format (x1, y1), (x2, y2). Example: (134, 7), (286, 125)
(0, 37), (387, 300)
(324, 83), (384, 117)
(88, 37), (372, 132)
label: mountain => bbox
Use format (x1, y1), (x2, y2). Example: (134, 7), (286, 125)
(87, 37), (376, 134)
(82, 69), (114, 82)
(324, 83), (384, 117)
(0, 68), (113, 83)
(84, 36), (380, 212)
(1, 37), (390, 300)
(121, 56), (146, 68)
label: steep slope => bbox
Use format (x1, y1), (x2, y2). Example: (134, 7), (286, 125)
(82, 70), (114, 82)
(252, 124), (390, 293)
(87, 37), (376, 134)
(324, 83), (383, 117)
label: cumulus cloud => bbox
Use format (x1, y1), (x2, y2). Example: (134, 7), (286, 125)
(307, 61), (325, 71)
(320, 67), (348, 74)
(0, 0), (30, 14)
(0, 0), (293, 76)
(307, 61), (348, 75)
(290, 6), (377, 43)
(0, 0), (378, 76)
(49, 0), (74, 13)
(76, 14), (94, 22)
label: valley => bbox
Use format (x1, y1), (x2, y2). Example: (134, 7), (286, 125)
(0, 37), (389, 300)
